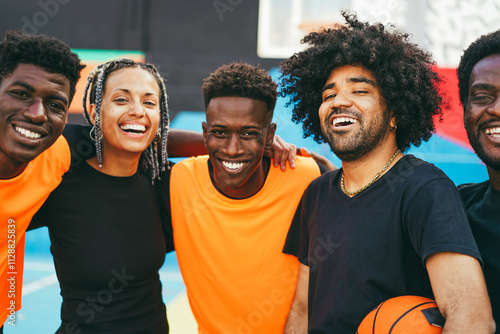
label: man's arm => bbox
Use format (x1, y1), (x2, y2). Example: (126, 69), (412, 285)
(297, 147), (337, 171)
(426, 252), (495, 333)
(269, 135), (297, 170)
(167, 129), (207, 157)
(284, 263), (309, 333)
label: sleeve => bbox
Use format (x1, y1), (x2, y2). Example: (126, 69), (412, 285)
(28, 194), (52, 231)
(316, 161), (329, 174)
(283, 190), (311, 266)
(62, 124), (96, 168)
(405, 177), (482, 264)
(155, 168), (175, 253)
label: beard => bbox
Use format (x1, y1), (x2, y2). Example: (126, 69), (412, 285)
(322, 108), (391, 162)
(466, 126), (500, 171)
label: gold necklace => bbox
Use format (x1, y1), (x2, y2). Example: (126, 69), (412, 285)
(341, 149), (400, 196)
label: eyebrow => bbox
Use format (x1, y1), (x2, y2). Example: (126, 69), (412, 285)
(210, 125), (261, 130)
(322, 76), (376, 92)
(12, 80), (69, 106)
(11, 81), (35, 93)
(112, 88), (158, 97)
(470, 83), (495, 91)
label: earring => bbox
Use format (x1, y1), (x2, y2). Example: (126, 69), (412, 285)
(153, 131), (161, 144)
(90, 126), (103, 141)
(390, 124), (397, 132)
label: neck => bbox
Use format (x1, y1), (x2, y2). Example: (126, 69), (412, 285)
(0, 159), (28, 179)
(341, 144), (401, 195)
(86, 150), (141, 177)
(487, 166), (500, 191)
(210, 157), (270, 199)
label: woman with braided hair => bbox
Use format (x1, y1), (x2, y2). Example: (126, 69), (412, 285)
(29, 59), (175, 333)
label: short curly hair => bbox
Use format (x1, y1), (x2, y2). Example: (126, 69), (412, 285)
(457, 29), (500, 108)
(279, 11), (445, 152)
(202, 62), (277, 122)
(0, 30), (85, 103)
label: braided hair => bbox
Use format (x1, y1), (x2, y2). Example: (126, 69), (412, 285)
(82, 59), (170, 182)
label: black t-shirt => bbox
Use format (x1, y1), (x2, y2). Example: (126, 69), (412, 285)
(459, 180), (500, 330)
(284, 155), (481, 334)
(30, 125), (171, 334)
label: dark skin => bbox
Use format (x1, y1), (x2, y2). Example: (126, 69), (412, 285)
(464, 54), (500, 191)
(202, 96), (276, 199)
(170, 129), (297, 169)
(0, 64), (70, 179)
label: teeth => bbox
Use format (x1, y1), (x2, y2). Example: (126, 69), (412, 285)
(15, 126), (42, 139)
(222, 161), (246, 170)
(332, 117), (357, 126)
(485, 127), (500, 135)
(120, 124), (146, 132)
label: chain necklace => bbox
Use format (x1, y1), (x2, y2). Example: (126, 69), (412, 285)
(341, 149), (400, 196)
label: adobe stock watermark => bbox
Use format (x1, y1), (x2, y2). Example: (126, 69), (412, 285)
(213, 0), (243, 21)
(307, 234), (341, 272)
(6, 219), (17, 327)
(64, 267), (136, 334)
(236, 268), (296, 334)
(21, 0), (72, 34)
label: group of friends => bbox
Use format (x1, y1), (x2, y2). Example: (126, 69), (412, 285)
(0, 10), (498, 334)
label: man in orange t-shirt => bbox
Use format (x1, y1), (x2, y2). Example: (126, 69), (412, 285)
(159, 62), (322, 333)
(0, 30), (85, 331)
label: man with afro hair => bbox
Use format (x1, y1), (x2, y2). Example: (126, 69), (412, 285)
(281, 11), (494, 333)
(158, 62), (322, 333)
(457, 29), (500, 329)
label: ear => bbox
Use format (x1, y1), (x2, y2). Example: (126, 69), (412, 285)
(88, 104), (96, 126)
(265, 123), (277, 150)
(389, 114), (396, 129)
(202, 121), (208, 148)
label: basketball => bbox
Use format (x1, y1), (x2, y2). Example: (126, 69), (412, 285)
(357, 295), (445, 334)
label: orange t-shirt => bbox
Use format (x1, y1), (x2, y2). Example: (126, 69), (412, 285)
(170, 156), (320, 334)
(0, 136), (70, 324)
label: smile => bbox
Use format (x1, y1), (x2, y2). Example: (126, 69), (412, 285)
(485, 127), (500, 137)
(120, 124), (147, 134)
(332, 117), (357, 127)
(15, 126), (42, 139)
(222, 160), (247, 171)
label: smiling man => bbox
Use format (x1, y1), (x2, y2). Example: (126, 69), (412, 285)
(279, 11), (494, 334)
(457, 29), (500, 329)
(0, 30), (84, 332)
(158, 62), (322, 333)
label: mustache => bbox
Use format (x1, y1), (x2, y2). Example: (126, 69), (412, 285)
(478, 118), (500, 129)
(325, 108), (363, 122)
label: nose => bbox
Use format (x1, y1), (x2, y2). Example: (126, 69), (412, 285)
(486, 95), (500, 117)
(23, 99), (48, 123)
(331, 91), (353, 109)
(128, 100), (145, 117)
(223, 134), (244, 156)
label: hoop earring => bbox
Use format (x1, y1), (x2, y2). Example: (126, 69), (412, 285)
(153, 131), (161, 144)
(390, 124), (397, 132)
(90, 126), (103, 141)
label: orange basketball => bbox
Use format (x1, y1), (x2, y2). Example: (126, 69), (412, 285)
(357, 295), (444, 334)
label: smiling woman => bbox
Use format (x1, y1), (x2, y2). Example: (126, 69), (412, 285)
(28, 59), (174, 333)
(83, 59), (169, 180)
(86, 66), (162, 176)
